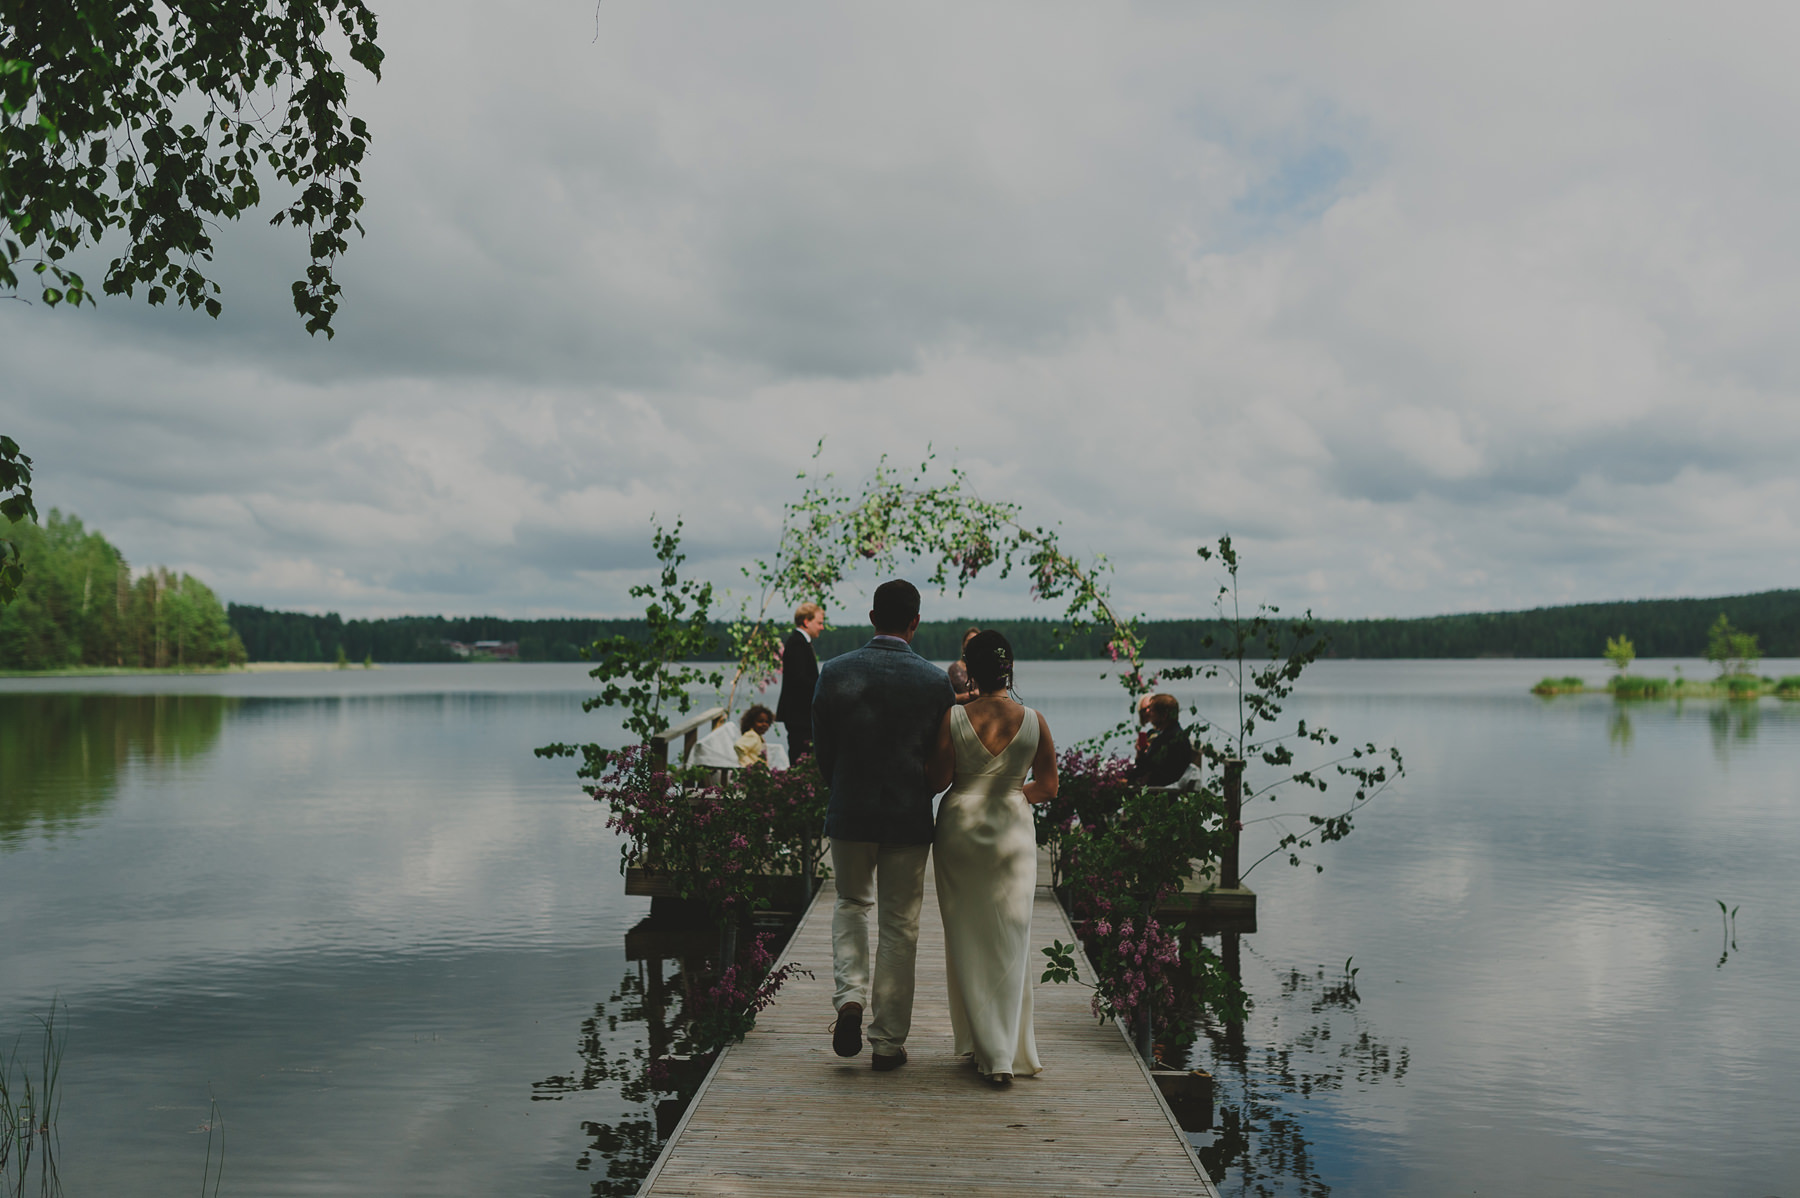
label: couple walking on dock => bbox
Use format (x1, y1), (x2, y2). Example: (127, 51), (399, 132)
(811, 579), (1060, 1085)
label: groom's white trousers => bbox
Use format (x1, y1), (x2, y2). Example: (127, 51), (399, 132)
(829, 839), (931, 1056)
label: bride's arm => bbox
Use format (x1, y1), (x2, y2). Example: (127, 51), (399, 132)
(926, 708), (956, 791)
(1021, 712), (1059, 804)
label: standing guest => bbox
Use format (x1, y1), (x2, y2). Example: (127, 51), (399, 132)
(946, 625), (982, 704)
(1130, 693), (1192, 787)
(735, 705), (776, 767)
(777, 602), (825, 758)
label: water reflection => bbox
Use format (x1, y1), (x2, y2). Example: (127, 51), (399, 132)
(1716, 901), (1741, 970)
(1189, 946), (1410, 1198)
(1609, 708), (1634, 752)
(534, 914), (726, 1196)
(0, 693), (230, 846)
(1708, 700), (1760, 758)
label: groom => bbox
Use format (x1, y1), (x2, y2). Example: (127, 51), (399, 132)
(811, 578), (955, 1071)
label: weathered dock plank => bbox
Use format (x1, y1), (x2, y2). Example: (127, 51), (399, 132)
(639, 855), (1218, 1197)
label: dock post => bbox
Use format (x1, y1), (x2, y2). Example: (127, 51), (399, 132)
(1221, 758), (1244, 890)
(719, 921), (738, 971)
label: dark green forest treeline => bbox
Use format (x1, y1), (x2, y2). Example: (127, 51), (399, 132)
(0, 513), (246, 670)
(225, 606), (654, 664)
(783, 597), (1800, 660)
(229, 593), (1800, 663)
(7, 510), (1796, 668)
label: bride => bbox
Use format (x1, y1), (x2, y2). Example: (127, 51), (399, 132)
(926, 630), (1060, 1085)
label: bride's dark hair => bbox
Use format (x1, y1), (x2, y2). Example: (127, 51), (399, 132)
(962, 629), (1014, 694)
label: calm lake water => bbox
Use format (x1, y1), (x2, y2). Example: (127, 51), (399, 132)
(3, 660), (1797, 1197)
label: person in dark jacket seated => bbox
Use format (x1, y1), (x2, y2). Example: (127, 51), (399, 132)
(1129, 693), (1191, 787)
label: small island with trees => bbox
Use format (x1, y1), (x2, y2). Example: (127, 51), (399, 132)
(1533, 616), (1800, 700)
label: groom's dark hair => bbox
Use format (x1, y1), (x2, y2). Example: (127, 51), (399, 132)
(870, 579), (921, 632)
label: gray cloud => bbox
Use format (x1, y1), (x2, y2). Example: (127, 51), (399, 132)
(6, 0), (1800, 622)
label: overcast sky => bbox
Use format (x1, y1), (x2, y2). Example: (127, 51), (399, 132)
(5, 0), (1798, 621)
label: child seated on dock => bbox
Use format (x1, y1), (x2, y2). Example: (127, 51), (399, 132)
(734, 705), (775, 767)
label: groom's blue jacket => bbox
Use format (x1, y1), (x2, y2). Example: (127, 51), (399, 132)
(812, 636), (955, 845)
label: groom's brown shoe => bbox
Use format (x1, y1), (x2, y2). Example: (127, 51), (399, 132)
(870, 1047), (907, 1072)
(831, 1002), (864, 1057)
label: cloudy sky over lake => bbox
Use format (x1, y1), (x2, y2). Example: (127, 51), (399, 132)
(6, 0), (1798, 621)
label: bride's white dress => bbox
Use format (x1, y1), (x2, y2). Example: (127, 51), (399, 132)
(934, 704), (1044, 1077)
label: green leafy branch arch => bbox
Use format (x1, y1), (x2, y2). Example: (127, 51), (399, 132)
(722, 450), (1153, 722)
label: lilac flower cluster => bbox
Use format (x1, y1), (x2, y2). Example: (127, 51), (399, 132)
(1043, 750), (1242, 1033)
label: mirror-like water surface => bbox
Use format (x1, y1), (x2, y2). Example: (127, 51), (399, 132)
(2, 661), (1796, 1196)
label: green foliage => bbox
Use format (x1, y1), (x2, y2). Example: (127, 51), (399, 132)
(1532, 676), (1586, 695)
(681, 933), (813, 1055)
(2, 1), (382, 335)
(577, 520), (725, 745)
(1053, 775), (1248, 1032)
(1039, 939), (1080, 986)
(1722, 673), (1762, 698)
(559, 742), (828, 923)
(539, 476), (1399, 1043)
(1035, 749), (1134, 846)
(1705, 613), (1761, 678)
(1774, 676), (1800, 698)
(1609, 674), (1670, 699)
(1156, 537), (1404, 876)
(0, 434), (34, 605)
(725, 452), (1146, 713)
(1036, 540), (1401, 1036)
(1604, 633), (1635, 672)
(0, 999), (65, 1195)
(0, 510), (245, 669)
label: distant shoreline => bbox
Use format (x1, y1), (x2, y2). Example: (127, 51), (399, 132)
(0, 662), (385, 678)
(224, 589), (1800, 666)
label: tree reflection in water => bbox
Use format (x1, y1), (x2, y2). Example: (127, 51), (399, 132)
(1708, 700), (1761, 760)
(1186, 939), (1409, 1198)
(533, 915), (731, 1197)
(0, 693), (230, 846)
(1610, 707), (1634, 751)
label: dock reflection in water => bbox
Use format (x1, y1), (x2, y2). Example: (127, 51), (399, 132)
(532, 913), (728, 1198)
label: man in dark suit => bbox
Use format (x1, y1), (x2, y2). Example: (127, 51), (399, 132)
(777, 602), (824, 758)
(812, 579), (954, 1072)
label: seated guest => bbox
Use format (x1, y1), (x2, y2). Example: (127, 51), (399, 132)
(1134, 693), (1154, 756)
(735, 705), (776, 767)
(946, 626), (983, 704)
(1129, 693), (1191, 787)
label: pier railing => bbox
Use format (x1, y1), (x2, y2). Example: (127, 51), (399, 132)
(648, 706), (726, 766)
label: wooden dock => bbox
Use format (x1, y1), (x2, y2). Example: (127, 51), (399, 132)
(637, 856), (1220, 1197)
